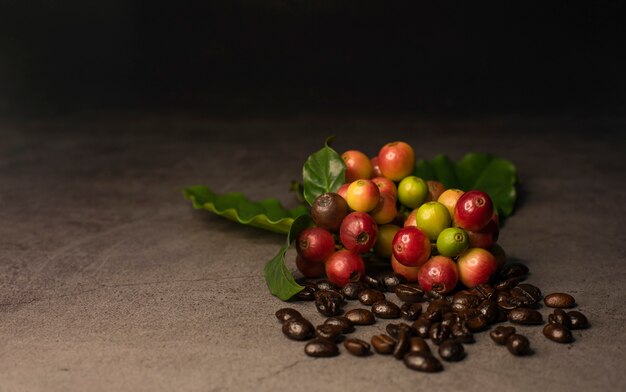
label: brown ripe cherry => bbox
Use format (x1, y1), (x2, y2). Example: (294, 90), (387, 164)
(311, 192), (350, 232)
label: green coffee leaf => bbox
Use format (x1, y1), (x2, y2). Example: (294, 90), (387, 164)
(263, 214), (313, 300)
(414, 153), (518, 218)
(184, 186), (309, 234)
(302, 137), (346, 205)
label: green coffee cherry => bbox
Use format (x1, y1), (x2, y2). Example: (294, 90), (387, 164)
(415, 201), (451, 241)
(436, 227), (469, 257)
(398, 176), (428, 209)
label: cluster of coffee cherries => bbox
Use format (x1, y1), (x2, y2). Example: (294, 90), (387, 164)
(295, 141), (505, 294)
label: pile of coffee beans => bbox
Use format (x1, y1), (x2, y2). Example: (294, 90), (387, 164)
(275, 264), (590, 372)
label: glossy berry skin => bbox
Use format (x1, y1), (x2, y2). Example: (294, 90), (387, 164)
(340, 212), (378, 253)
(345, 179), (380, 212)
(467, 218), (499, 249)
(398, 176), (428, 209)
(311, 192), (350, 232)
(378, 141), (416, 181)
(374, 224), (401, 258)
(342, 150), (373, 182)
(437, 189), (464, 219)
(454, 190), (494, 232)
(325, 250), (366, 286)
(371, 176), (397, 199)
(436, 227), (469, 257)
(457, 248), (498, 288)
(371, 156), (383, 177)
(392, 227), (431, 267)
(417, 256), (459, 294)
(337, 183), (350, 200)
(296, 227), (336, 262)
(391, 255), (420, 282)
(370, 193), (397, 225)
(296, 254), (326, 278)
(415, 201), (451, 241)
(403, 209), (417, 227)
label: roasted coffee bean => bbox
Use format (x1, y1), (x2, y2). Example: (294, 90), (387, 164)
(476, 300), (499, 324)
(324, 316), (355, 334)
(404, 352), (443, 372)
(300, 280), (317, 290)
(508, 308), (544, 325)
(495, 308), (509, 323)
(364, 275), (385, 291)
(429, 322), (451, 345)
(438, 339), (465, 361)
(393, 325), (411, 359)
(500, 263), (529, 279)
(295, 286), (316, 301)
(543, 323), (574, 343)
(427, 299), (452, 313)
(452, 291), (481, 312)
(304, 338), (339, 357)
(411, 318), (431, 338)
(450, 321), (475, 343)
(395, 284), (425, 303)
(422, 309), (444, 323)
(544, 293), (576, 308)
(510, 283), (542, 306)
(359, 289), (386, 305)
(497, 294), (523, 310)
(548, 309), (572, 329)
(382, 273), (406, 292)
(401, 302), (423, 321)
(315, 324), (343, 341)
(282, 318), (315, 340)
(345, 308), (376, 325)
(494, 277), (522, 291)
(506, 334), (531, 355)
(371, 334), (396, 354)
(341, 282), (367, 300)
(316, 280), (339, 291)
(314, 290), (343, 316)
(409, 337), (431, 353)
(344, 338), (371, 356)
(471, 284), (496, 301)
(490, 326), (516, 345)
(567, 311), (590, 329)
(458, 308), (482, 321)
(372, 300), (401, 319)
(426, 290), (445, 300)
(441, 312), (460, 328)
(386, 323), (412, 339)
(465, 315), (489, 332)
(275, 308), (302, 323)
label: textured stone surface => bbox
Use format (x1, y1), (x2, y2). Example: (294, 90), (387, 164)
(0, 116), (625, 391)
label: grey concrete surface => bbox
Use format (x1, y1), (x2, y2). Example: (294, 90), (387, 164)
(0, 116), (625, 391)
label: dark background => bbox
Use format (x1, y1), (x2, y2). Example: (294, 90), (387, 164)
(1, 0), (625, 119)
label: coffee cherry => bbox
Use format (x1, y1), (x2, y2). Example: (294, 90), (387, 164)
(296, 254), (326, 278)
(398, 176), (428, 209)
(374, 224), (401, 258)
(342, 150), (373, 182)
(426, 181), (446, 202)
(345, 179), (380, 212)
(340, 212), (378, 253)
(415, 201), (451, 241)
(457, 248), (498, 288)
(370, 193), (397, 225)
(436, 227), (469, 257)
(378, 141), (415, 181)
(337, 183), (350, 199)
(325, 250), (366, 286)
(454, 190), (494, 232)
(437, 189), (464, 218)
(391, 254), (420, 282)
(311, 192), (350, 232)
(417, 256), (459, 294)
(467, 217), (499, 249)
(404, 209), (417, 227)
(370, 156), (383, 177)
(371, 176), (397, 199)
(296, 227), (336, 262)
(392, 227), (431, 267)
